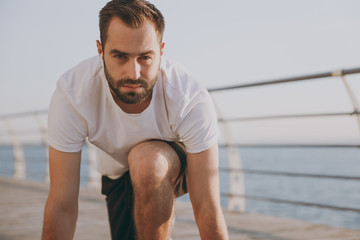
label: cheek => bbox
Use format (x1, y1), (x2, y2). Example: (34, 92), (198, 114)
(105, 60), (123, 79)
(145, 66), (158, 79)
(143, 60), (161, 79)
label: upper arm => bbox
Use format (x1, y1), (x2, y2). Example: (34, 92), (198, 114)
(187, 144), (221, 210)
(175, 90), (219, 154)
(47, 146), (82, 206)
(47, 86), (87, 153)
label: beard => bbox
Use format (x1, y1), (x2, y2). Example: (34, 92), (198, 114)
(103, 60), (158, 104)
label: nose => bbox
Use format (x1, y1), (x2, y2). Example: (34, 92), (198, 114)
(125, 59), (141, 80)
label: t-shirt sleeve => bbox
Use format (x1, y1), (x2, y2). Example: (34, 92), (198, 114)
(175, 90), (219, 153)
(47, 85), (88, 152)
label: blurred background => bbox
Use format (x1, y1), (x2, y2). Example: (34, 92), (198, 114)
(0, 0), (359, 231)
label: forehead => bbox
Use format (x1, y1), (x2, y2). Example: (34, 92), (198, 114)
(105, 17), (161, 53)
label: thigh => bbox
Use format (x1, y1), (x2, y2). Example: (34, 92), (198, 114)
(101, 172), (136, 240)
(101, 140), (188, 240)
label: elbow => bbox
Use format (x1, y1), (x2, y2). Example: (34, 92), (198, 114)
(45, 192), (78, 216)
(42, 194), (79, 240)
(194, 202), (222, 219)
(190, 196), (222, 221)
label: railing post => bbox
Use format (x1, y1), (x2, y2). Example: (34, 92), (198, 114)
(86, 139), (101, 190)
(4, 119), (26, 179)
(33, 113), (49, 182)
(211, 97), (246, 212)
(225, 145), (245, 212)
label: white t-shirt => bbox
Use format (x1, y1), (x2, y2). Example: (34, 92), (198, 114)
(47, 56), (219, 178)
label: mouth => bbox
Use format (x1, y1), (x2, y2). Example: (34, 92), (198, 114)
(121, 84), (143, 91)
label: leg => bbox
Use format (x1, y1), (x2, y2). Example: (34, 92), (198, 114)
(128, 140), (182, 240)
(102, 172), (136, 240)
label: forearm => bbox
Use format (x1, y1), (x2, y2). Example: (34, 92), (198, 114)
(42, 198), (78, 240)
(187, 145), (228, 239)
(194, 203), (229, 240)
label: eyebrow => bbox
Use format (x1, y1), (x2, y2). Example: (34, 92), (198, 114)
(109, 49), (155, 56)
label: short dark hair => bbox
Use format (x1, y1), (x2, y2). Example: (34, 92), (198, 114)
(99, 0), (165, 47)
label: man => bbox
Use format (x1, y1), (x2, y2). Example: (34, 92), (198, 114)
(42, 0), (228, 239)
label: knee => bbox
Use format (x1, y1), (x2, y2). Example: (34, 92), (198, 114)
(128, 141), (176, 189)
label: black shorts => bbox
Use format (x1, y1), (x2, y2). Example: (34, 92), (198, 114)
(101, 141), (187, 240)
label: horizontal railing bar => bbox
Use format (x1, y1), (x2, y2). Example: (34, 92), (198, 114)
(343, 68), (360, 75)
(221, 192), (360, 213)
(1, 143), (357, 149)
(208, 67), (360, 92)
(19, 157), (47, 161)
(0, 109), (48, 119)
(218, 111), (359, 123)
(0, 168), (47, 174)
(219, 168), (360, 181)
(219, 144), (360, 148)
(0, 169), (90, 180)
(0, 129), (46, 136)
(0, 69), (358, 120)
(3, 112), (357, 135)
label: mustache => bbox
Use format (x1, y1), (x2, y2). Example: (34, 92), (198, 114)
(116, 78), (149, 87)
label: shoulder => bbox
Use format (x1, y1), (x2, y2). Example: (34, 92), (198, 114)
(160, 58), (208, 102)
(58, 55), (102, 92)
(159, 58), (215, 130)
(51, 55), (105, 118)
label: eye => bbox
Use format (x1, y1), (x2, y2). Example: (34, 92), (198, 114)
(141, 55), (151, 60)
(115, 54), (126, 59)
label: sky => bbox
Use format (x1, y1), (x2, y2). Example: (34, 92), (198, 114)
(0, 0), (360, 144)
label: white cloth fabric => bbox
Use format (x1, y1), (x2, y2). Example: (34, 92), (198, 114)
(47, 56), (219, 178)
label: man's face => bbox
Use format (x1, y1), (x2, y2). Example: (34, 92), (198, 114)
(98, 17), (164, 104)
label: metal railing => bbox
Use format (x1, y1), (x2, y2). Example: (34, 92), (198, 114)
(0, 66), (359, 216)
(208, 66), (360, 213)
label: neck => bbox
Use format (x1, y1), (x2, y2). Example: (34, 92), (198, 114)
(111, 91), (152, 114)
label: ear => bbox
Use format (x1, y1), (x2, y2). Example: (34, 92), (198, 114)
(96, 40), (103, 56)
(160, 42), (165, 56)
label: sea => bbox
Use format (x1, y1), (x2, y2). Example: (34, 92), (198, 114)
(0, 145), (359, 230)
